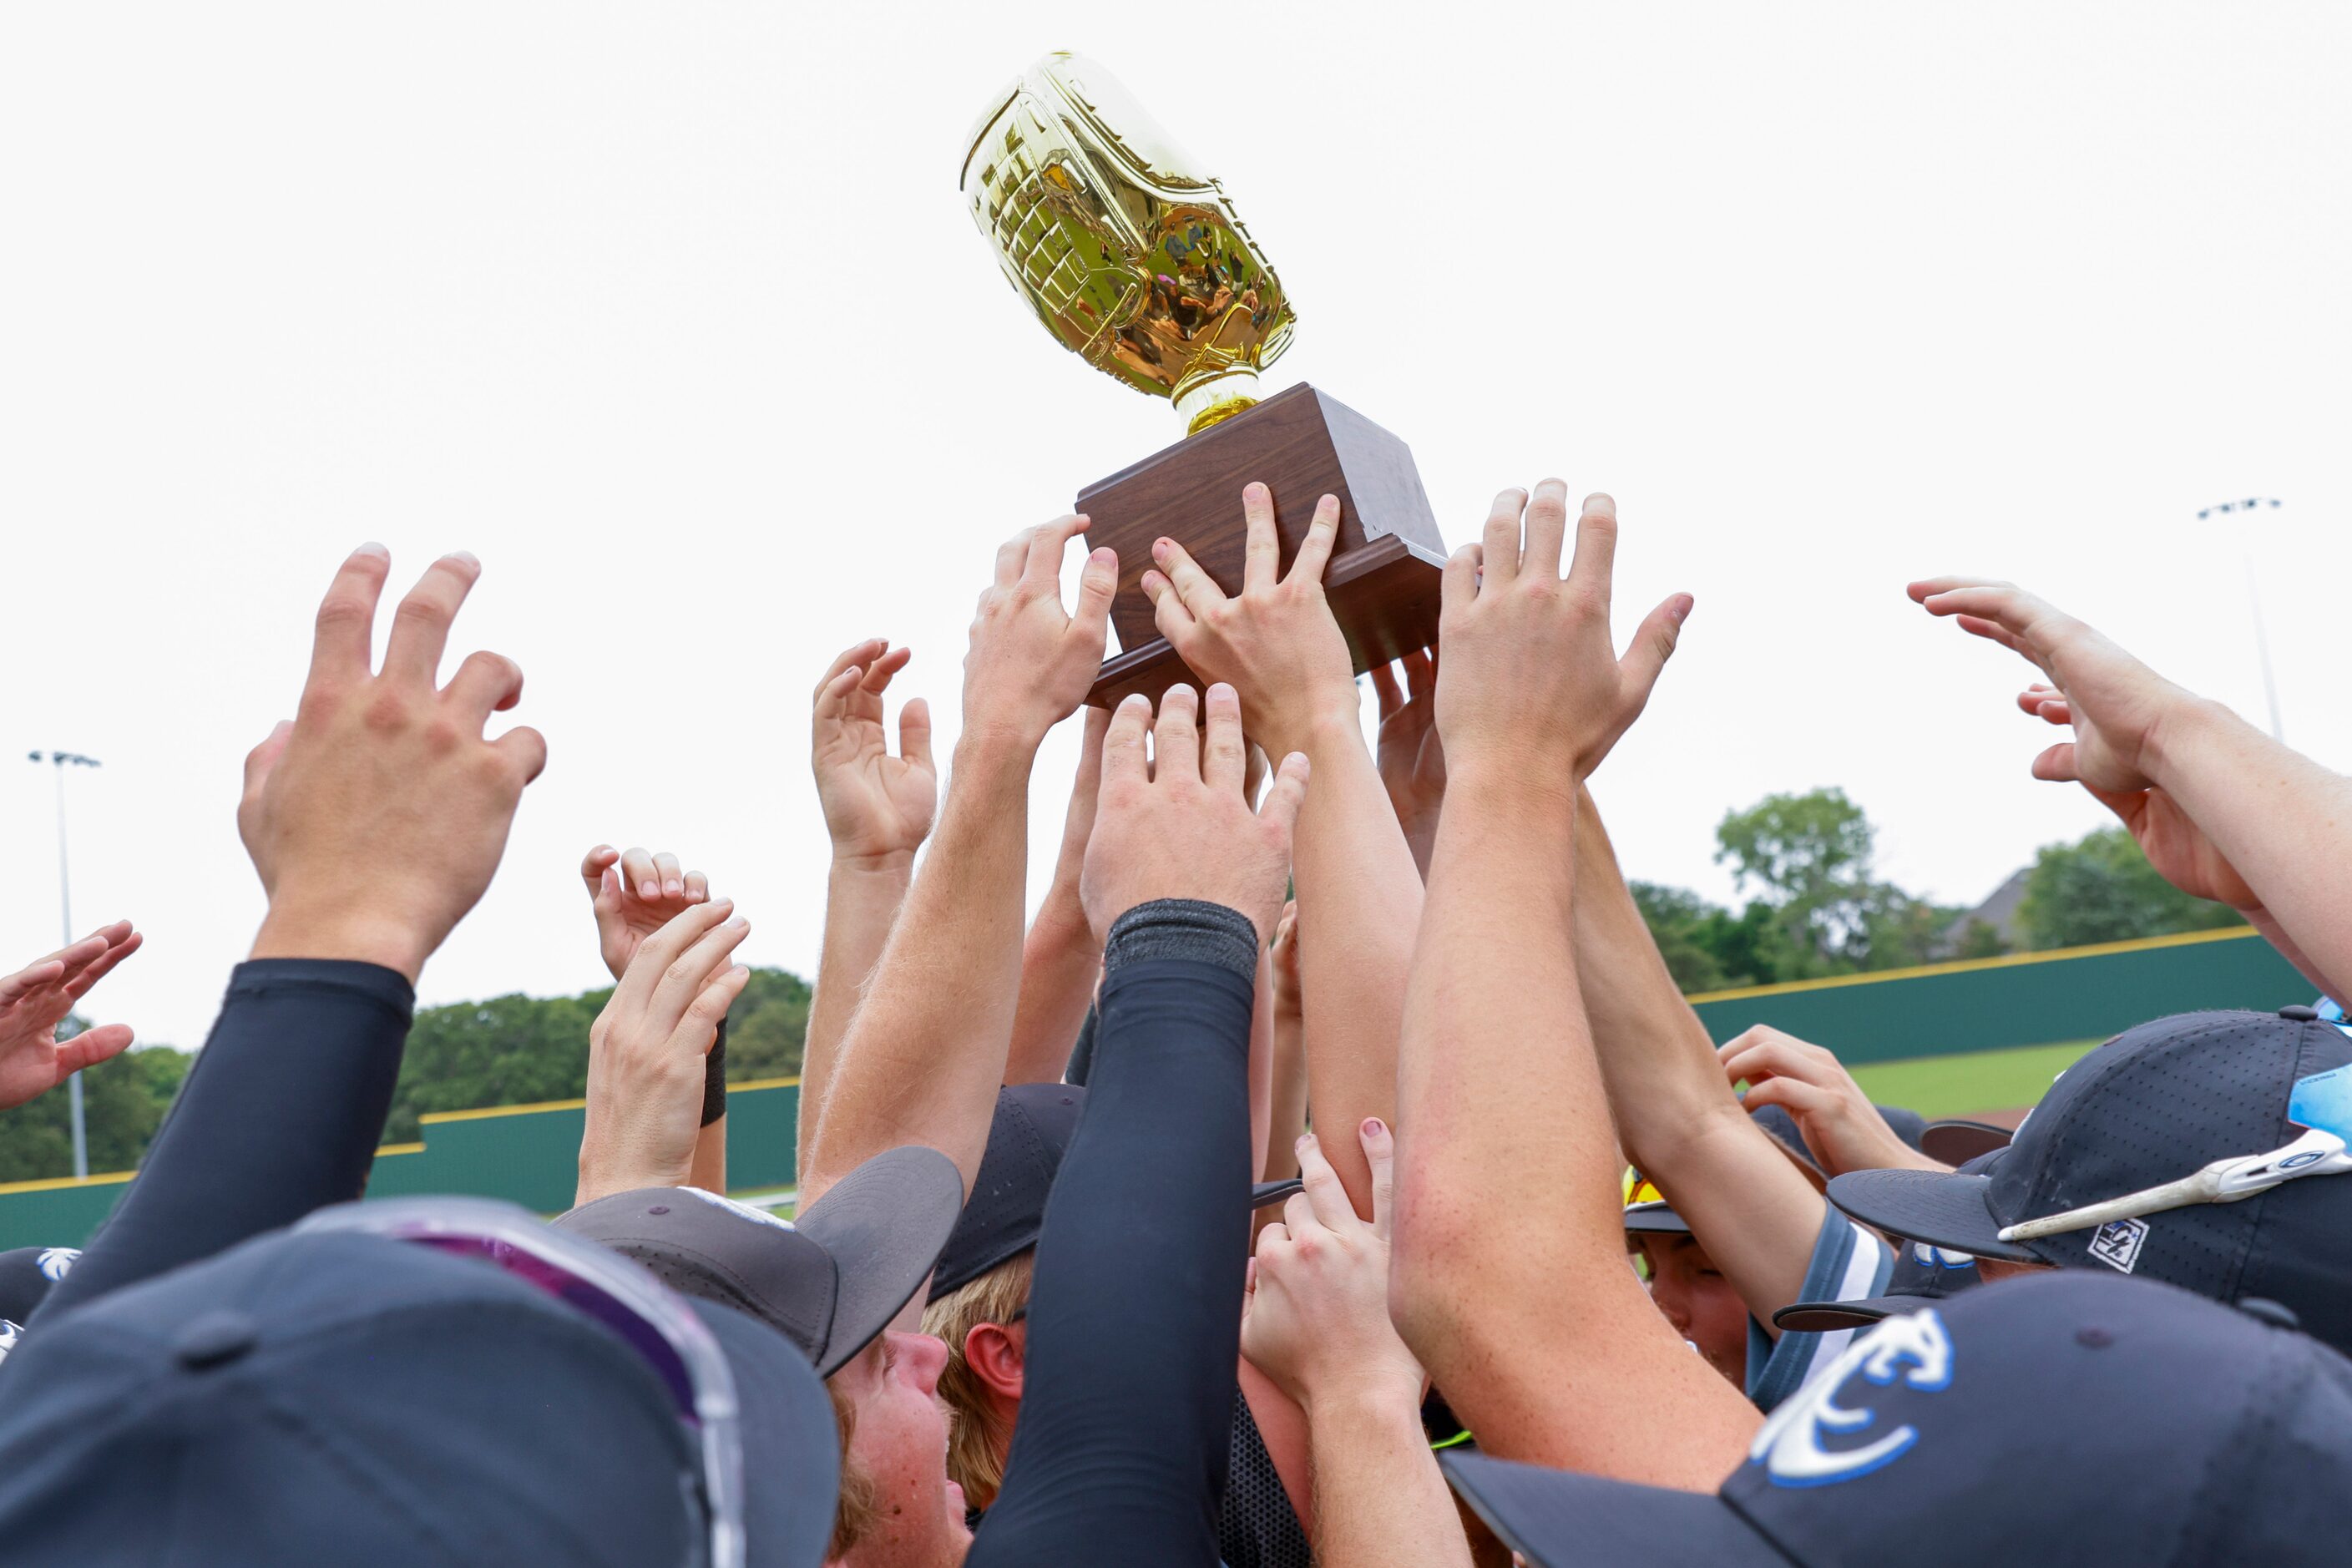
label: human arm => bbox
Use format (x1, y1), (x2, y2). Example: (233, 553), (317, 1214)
(0, 923), (142, 1112)
(1145, 483), (1420, 1216)
(44, 544), (543, 1318)
(579, 847), (731, 1192)
(1573, 787), (1844, 1325)
(1259, 903), (1308, 1186)
(797, 640), (936, 1168)
(1389, 484), (1757, 1487)
(802, 519), (1114, 1207)
(1003, 706), (1110, 1085)
(1914, 579), (2352, 999)
(1243, 1120), (1472, 1568)
(971, 683), (1308, 1568)
(1717, 1024), (1946, 1176)
(1371, 648), (1446, 880)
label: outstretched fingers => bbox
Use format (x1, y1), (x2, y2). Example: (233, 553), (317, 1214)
(382, 552), (483, 689)
(1100, 692), (1153, 787)
(1479, 488), (1525, 585)
(1287, 493), (1342, 585)
(1201, 683), (1248, 795)
(1566, 491), (1619, 596)
(1618, 593), (1695, 708)
(1155, 684), (1202, 785)
(1242, 482), (1281, 590)
(1520, 479), (1571, 580)
(55, 1022), (135, 1080)
(1258, 751), (1312, 841)
(307, 543), (392, 689)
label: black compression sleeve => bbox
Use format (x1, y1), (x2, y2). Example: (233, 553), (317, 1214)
(970, 898), (1257, 1568)
(35, 960), (414, 1322)
(701, 1018), (728, 1128)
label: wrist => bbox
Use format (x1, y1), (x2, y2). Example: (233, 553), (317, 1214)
(1298, 1362), (1426, 1427)
(250, 901), (432, 984)
(1444, 752), (1579, 822)
(953, 725), (1042, 782)
(828, 846), (917, 880)
(2140, 690), (2235, 787)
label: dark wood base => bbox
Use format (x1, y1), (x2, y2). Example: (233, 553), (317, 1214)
(1076, 383), (1447, 708)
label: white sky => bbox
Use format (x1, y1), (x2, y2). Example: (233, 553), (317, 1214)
(5, 4), (2349, 1050)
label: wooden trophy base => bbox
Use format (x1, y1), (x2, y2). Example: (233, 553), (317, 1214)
(1077, 383), (1447, 708)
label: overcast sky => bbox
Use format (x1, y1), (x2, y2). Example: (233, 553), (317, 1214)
(6, 5), (2349, 1050)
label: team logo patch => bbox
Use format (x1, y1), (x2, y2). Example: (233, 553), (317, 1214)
(36, 1247), (78, 1282)
(0, 1319), (19, 1367)
(1911, 1243), (1975, 1271)
(1750, 1308), (1954, 1488)
(2087, 1216), (2148, 1274)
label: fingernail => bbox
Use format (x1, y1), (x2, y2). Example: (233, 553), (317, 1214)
(1582, 493), (1616, 518)
(1363, 1117), (1385, 1138)
(640, 880), (660, 898)
(1670, 594), (1694, 624)
(1297, 1132), (1317, 1150)
(724, 916), (747, 930)
(664, 880), (684, 897)
(353, 541), (389, 559)
(1152, 539), (1171, 560)
(1246, 482), (1267, 501)
(448, 549), (481, 569)
(1090, 547), (1115, 569)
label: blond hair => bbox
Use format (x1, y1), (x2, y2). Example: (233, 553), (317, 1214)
(826, 1354), (882, 1557)
(919, 1248), (1035, 1513)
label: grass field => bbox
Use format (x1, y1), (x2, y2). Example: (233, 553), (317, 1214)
(1847, 1039), (2103, 1120)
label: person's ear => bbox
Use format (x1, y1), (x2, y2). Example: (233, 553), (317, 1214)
(964, 1319), (1028, 1402)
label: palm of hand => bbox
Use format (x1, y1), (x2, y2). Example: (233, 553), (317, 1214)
(2111, 787), (2258, 910)
(815, 695), (937, 861)
(601, 888), (706, 979)
(0, 1000), (71, 1110)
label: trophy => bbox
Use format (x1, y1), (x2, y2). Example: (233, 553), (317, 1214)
(960, 52), (1447, 706)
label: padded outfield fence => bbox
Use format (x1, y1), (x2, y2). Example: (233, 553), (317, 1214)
(0, 928), (2309, 1252)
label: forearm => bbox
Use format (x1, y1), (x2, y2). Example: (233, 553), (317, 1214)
(803, 738), (1032, 1206)
(974, 902), (1257, 1566)
(2247, 907), (2339, 1000)
(1304, 1388), (1474, 1568)
(1294, 716), (1420, 1214)
(2151, 700), (2352, 999)
(1393, 768), (1753, 1484)
(1261, 1003), (1308, 1186)
(39, 960), (413, 1321)
(797, 855), (913, 1167)
(1004, 886), (1100, 1085)
(1575, 787), (1823, 1320)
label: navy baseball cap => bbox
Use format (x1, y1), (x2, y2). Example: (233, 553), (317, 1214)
(0, 1226), (840, 1567)
(1444, 1271), (2352, 1566)
(1827, 1009), (2352, 1353)
(0, 1247), (77, 1323)
(557, 1144), (963, 1377)
(928, 1084), (1304, 1302)
(1773, 1239), (1985, 1333)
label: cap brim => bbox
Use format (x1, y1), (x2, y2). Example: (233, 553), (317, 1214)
(1825, 1166), (2038, 1263)
(1621, 1201), (1691, 1236)
(1773, 1295), (1913, 1333)
(1252, 1177), (1303, 1208)
(686, 1299), (841, 1568)
(794, 1146), (964, 1375)
(1920, 1120), (2013, 1166)
(1442, 1452), (1778, 1567)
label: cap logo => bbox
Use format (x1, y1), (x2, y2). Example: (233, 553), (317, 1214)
(2086, 1216), (2148, 1274)
(675, 1186), (797, 1232)
(1750, 1308), (1953, 1488)
(36, 1247), (78, 1282)
(0, 1319), (18, 1367)
(1911, 1243), (1975, 1271)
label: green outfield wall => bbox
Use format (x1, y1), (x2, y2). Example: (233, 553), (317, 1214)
(0, 927), (2312, 1254)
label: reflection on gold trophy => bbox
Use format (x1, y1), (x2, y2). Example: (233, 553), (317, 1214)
(959, 53), (1446, 707)
(961, 53), (1296, 435)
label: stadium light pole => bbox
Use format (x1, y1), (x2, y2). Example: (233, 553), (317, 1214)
(2194, 498), (2286, 743)
(27, 750), (103, 1180)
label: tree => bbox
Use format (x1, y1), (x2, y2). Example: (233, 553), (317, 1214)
(2016, 827), (2247, 951)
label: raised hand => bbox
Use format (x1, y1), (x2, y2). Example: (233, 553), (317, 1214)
(0, 923), (142, 1111)
(576, 900), (753, 1205)
(1909, 578), (2193, 795)
(1369, 646), (1445, 873)
(812, 639), (938, 867)
(1242, 1119), (1420, 1412)
(1717, 1024), (1945, 1177)
(1434, 486), (1690, 784)
(1079, 683), (1308, 947)
(1140, 483), (1356, 758)
(241, 545), (546, 981)
(2016, 684), (2259, 910)
(579, 846), (715, 983)
(963, 516), (1117, 750)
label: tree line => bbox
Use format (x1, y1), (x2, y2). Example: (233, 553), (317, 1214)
(0, 791), (2240, 1183)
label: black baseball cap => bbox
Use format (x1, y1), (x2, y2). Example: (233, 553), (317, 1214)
(557, 1143), (963, 1377)
(0, 1226), (841, 1567)
(1828, 1009), (2352, 1353)
(1444, 1271), (2352, 1566)
(1919, 1118), (2012, 1166)
(0, 1247), (77, 1323)
(928, 1084), (1305, 1302)
(1773, 1238), (1985, 1333)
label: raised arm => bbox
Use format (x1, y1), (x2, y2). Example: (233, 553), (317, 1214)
(801, 518), (1113, 1207)
(973, 682), (1308, 1566)
(44, 545), (543, 1318)
(798, 640), (937, 1168)
(1389, 485), (1756, 1489)
(1914, 578), (2352, 1000)
(1573, 787), (1841, 1326)
(1145, 483), (1422, 1216)
(1003, 706), (1110, 1084)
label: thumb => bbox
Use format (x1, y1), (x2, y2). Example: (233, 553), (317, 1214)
(898, 696), (935, 776)
(2031, 741), (2081, 783)
(1619, 593), (1694, 704)
(1071, 547), (1118, 647)
(1258, 751), (1313, 845)
(241, 720), (294, 801)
